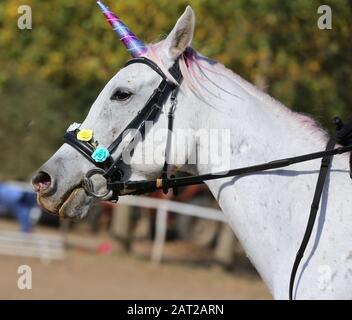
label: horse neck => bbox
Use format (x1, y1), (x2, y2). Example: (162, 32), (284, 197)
(176, 59), (342, 296)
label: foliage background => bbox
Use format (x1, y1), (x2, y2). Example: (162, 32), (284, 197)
(0, 0), (351, 180)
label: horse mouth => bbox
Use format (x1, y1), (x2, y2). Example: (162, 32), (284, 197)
(38, 185), (94, 219)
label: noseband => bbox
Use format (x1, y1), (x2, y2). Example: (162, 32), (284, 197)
(62, 57), (352, 300)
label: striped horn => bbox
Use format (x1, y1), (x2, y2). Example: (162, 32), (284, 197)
(96, 0), (147, 58)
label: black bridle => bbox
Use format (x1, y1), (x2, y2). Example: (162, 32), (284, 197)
(64, 57), (183, 199)
(63, 57), (352, 299)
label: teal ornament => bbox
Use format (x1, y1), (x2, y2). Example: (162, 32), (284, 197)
(92, 146), (110, 163)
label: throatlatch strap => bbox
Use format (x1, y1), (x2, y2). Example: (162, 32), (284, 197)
(288, 138), (336, 300)
(161, 87), (180, 194)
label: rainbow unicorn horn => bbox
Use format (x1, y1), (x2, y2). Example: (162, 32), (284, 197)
(96, 0), (147, 58)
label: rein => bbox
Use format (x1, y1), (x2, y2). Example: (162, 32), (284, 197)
(62, 57), (352, 299)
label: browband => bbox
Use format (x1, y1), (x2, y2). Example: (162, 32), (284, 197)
(124, 57), (182, 84)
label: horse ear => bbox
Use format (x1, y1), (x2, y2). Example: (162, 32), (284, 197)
(164, 6), (195, 60)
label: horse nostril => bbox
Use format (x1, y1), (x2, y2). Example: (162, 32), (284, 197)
(32, 171), (52, 194)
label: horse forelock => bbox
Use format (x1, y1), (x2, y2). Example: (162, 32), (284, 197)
(144, 44), (215, 99)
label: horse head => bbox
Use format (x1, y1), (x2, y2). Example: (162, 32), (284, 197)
(32, 2), (196, 219)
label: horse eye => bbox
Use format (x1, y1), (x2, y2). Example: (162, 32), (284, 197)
(111, 90), (133, 101)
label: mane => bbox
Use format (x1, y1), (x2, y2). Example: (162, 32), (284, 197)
(145, 45), (203, 94)
(144, 43), (329, 144)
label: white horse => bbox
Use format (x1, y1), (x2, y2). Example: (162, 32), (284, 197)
(32, 6), (352, 299)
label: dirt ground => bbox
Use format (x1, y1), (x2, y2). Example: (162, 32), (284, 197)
(0, 220), (271, 300)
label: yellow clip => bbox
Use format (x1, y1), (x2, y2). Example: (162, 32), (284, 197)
(77, 129), (93, 142)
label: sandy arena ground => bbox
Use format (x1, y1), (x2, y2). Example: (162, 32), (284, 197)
(0, 220), (271, 300)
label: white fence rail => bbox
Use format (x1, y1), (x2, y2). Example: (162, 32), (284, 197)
(0, 231), (65, 261)
(119, 196), (226, 221)
(119, 196), (227, 263)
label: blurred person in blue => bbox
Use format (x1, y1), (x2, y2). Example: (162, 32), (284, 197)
(0, 182), (37, 232)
